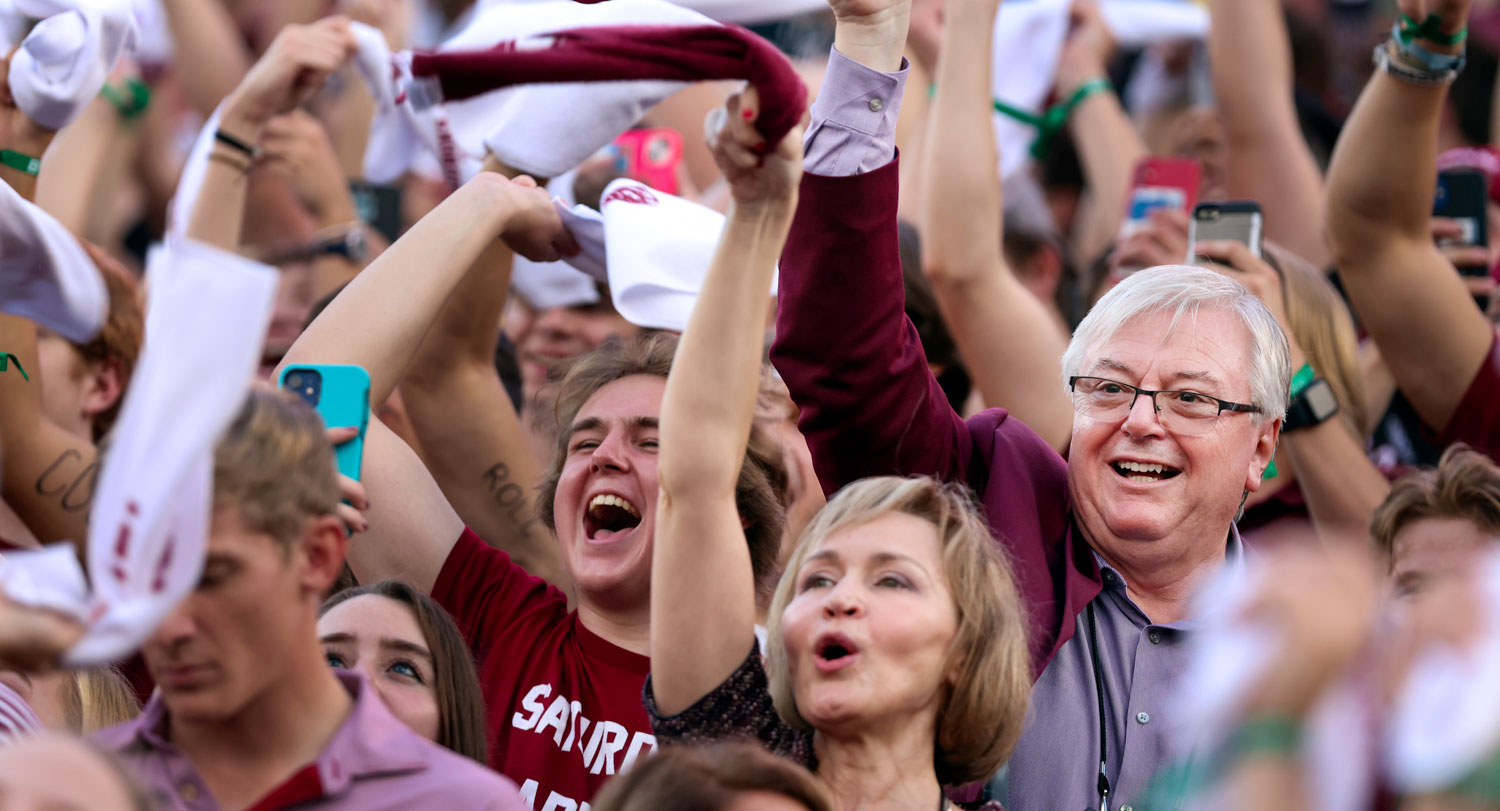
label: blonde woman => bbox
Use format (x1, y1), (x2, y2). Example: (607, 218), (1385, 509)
(646, 84), (1032, 809)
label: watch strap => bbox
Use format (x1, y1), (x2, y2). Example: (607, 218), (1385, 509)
(1283, 378), (1339, 432)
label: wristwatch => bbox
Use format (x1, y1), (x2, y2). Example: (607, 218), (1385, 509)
(309, 224), (369, 265)
(1282, 378), (1339, 431)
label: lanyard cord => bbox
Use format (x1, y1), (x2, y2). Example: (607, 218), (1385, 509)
(1088, 602), (1112, 811)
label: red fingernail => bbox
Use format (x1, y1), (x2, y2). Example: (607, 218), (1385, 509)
(742, 108), (755, 120)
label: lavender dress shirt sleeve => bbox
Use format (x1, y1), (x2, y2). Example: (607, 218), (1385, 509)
(802, 48), (908, 177)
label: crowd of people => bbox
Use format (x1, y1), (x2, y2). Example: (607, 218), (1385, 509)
(1, 0), (1499, 807)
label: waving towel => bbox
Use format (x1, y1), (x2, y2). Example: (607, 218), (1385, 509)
(0, 238), (276, 666)
(7, 0), (137, 130)
(0, 179), (108, 342)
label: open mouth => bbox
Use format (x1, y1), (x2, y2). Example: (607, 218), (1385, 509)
(584, 493), (642, 540)
(1110, 460), (1182, 483)
(814, 633), (860, 668)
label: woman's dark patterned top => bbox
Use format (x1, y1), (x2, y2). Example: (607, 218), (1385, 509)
(644, 644), (1005, 810)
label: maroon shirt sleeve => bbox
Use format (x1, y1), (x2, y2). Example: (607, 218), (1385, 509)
(431, 528), (569, 663)
(1437, 328), (1500, 461)
(770, 157), (974, 496)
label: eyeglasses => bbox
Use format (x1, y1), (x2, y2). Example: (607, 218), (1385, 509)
(1067, 376), (1261, 435)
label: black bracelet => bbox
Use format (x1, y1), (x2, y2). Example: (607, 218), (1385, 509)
(213, 128), (258, 159)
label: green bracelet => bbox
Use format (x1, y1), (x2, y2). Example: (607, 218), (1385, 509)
(0, 149), (41, 176)
(1288, 363), (1316, 399)
(0, 353), (29, 382)
(1398, 13), (1468, 47)
(99, 78), (151, 121)
(1225, 716), (1302, 761)
(1447, 745), (1500, 801)
(992, 77), (1114, 159)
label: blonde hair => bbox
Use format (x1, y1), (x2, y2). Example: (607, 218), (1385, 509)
(213, 387), (341, 552)
(1263, 243), (1369, 437)
(62, 667), (140, 733)
(764, 477), (1032, 786)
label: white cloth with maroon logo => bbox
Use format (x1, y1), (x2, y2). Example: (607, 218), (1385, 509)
(527, 177), (776, 332)
(0, 238), (276, 666)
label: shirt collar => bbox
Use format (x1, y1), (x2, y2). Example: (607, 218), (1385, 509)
(1091, 523), (1248, 628)
(122, 670), (431, 792)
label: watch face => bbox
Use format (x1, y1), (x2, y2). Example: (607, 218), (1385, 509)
(1305, 380), (1340, 420)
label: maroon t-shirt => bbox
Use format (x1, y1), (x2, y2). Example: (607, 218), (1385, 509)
(432, 528), (654, 810)
(1439, 328), (1500, 461)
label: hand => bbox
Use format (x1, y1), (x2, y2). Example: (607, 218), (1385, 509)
(0, 50), (56, 153)
(497, 175), (582, 263)
(260, 110), (356, 226)
(1240, 545), (1381, 719)
(1194, 239), (1291, 329)
(0, 595), (85, 672)
(1431, 217), (1499, 302)
(704, 86), (805, 215)
(221, 17), (357, 141)
(338, 0), (412, 50)
(1056, 0), (1116, 95)
(1110, 208), (1190, 279)
(327, 426), (370, 534)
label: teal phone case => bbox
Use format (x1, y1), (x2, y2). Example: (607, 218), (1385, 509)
(278, 364), (370, 482)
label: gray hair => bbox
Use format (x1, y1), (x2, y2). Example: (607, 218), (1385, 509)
(1060, 265), (1292, 422)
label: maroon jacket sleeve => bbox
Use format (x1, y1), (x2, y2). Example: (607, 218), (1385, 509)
(771, 158), (973, 495)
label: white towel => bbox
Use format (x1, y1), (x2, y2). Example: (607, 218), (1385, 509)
(486, 0), (829, 26)
(0, 682), (41, 744)
(0, 238), (277, 666)
(7, 0), (137, 131)
(349, 0), (712, 187)
(0, 179), (108, 342)
(991, 0), (1207, 179)
(520, 178), (774, 331)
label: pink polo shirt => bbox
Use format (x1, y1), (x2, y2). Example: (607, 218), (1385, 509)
(93, 671), (525, 811)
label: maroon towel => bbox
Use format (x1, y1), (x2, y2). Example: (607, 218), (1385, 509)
(409, 23), (807, 150)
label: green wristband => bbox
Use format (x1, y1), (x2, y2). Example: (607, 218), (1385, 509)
(1226, 716), (1302, 761)
(99, 78), (151, 121)
(1288, 363), (1316, 399)
(1398, 13), (1468, 46)
(0, 149), (41, 176)
(992, 77), (1114, 159)
(0, 353), (29, 382)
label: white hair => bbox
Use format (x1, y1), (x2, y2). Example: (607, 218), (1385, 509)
(1060, 265), (1292, 421)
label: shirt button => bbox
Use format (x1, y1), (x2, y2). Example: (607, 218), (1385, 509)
(1136, 711), (1151, 724)
(1121, 806), (1134, 811)
(868, 97), (883, 112)
(1148, 630), (1162, 644)
(180, 783), (199, 801)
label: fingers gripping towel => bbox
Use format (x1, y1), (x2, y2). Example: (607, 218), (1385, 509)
(0, 238), (277, 666)
(7, 0), (138, 130)
(0, 179), (108, 342)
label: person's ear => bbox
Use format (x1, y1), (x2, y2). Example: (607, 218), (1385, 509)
(297, 515), (349, 596)
(80, 358), (123, 425)
(1245, 418), (1282, 493)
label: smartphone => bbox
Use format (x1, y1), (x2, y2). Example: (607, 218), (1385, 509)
(1121, 157), (1202, 237)
(278, 364), (370, 482)
(1434, 168), (1491, 277)
(1188, 201), (1264, 263)
(347, 181), (404, 244)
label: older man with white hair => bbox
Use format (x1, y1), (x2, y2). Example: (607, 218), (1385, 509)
(768, 0), (1286, 808)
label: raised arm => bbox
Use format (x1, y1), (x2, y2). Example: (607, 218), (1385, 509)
(1057, 0), (1148, 267)
(919, 0), (1072, 454)
(279, 171), (577, 592)
(771, 0), (977, 495)
(1209, 0), (1329, 268)
(396, 155), (570, 597)
(1324, 0), (1494, 437)
(652, 88), (802, 715)
(158, 0), (254, 118)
